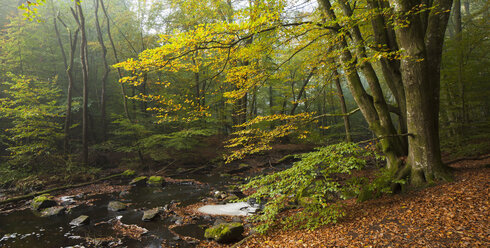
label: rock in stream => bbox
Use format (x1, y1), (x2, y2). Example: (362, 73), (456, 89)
(107, 201), (127, 211)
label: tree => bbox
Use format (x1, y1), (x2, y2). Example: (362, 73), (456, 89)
(52, 4), (79, 154)
(0, 73), (63, 168)
(72, 0), (89, 165)
(316, 0), (455, 185)
(94, 0), (109, 140)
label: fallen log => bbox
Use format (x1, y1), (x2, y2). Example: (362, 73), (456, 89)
(0, 172), (124, 205)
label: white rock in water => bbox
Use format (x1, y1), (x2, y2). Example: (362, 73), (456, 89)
(60, 196), (75, 205)
(198, 202), (253, 216)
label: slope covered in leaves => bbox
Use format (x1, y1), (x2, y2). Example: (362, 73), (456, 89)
(201, 156), (490, 247)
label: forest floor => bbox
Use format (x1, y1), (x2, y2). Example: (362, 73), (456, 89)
(200, 155), (490, 248)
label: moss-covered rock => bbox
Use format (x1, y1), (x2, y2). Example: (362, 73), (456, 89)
(147, 176), (165, 187)
(107, 201), (127, 211)
(129, 176), (147, 186)
(122, 169), (136, 177)
(31, 194), (57, 211)
(204, 222), (244, 243)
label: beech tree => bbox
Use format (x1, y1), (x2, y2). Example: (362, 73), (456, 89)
(316, 0), (454, 185)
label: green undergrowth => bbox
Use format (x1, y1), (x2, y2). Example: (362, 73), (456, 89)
(240, 142), (401, 233)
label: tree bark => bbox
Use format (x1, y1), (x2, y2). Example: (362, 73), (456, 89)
(317, 0), (454, 185)
(388, 0), (453, 185)
(290, 68), (315, 115)
(333, 70), (352, 142)
(319, 0), (405, 169)
(73, 0), (89, 165)
(99, 0), (131, 121)
(53, 11), (79, 154)
(94, 0), (109, 141)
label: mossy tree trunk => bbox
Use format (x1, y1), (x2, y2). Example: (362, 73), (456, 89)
(318, 0), (454, 186)
(391, 0), (454, 185)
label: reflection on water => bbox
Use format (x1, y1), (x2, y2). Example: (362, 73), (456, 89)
(0, 177), (222, 248)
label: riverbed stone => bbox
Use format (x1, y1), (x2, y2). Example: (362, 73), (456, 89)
(147, 176), (165, 187)
(119, 190), (130, 198)
(142, 208), (160, 221)
(129, 176), (147, 186)
(40, 206), (66, 217)
(31, 194), (57, 211)
(204, 222), (244, 243)
(70, 215), (90, 226)
(107, 201), (127, 211)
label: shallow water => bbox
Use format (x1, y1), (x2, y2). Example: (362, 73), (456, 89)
(0, 175), (225, 248)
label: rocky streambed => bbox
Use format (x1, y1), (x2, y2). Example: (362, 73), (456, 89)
(0, 172), (262, 248)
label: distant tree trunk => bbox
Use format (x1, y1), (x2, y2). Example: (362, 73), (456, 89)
(233, 93), (247, 127)
(73, 0), (89, 165)
(290, 68), (315, 115)
(333, 71), (352, 142)
(249, 86), (258, 118)
(99, 0), (131, 121)
(53, 12), (79, 154)
(94, 0), (109, 141)
(269, 85), (273, 114)
(452, 0), (466, 132)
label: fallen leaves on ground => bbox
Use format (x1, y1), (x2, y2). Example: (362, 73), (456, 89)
(200, 156), (490, 247)
(112, 218), (148, 240)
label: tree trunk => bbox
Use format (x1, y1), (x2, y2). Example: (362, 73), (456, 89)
(319, 0), (405, 169)
(290, 68), (315, 115)
(73, 0), (89, 165)
(333, 71), (352, 142)
(99, 0), (131, 121)
(53, 11), (79, 154)
(389, 0), (453, 185)
(317, 0), (454, 186)
(94, 0), (109, 141)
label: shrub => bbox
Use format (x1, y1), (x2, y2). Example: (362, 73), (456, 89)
(240, 142), (376, 233)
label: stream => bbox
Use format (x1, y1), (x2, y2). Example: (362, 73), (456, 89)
(0, 174), (236, 248)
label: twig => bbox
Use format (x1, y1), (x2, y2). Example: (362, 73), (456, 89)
(357, 133), (413, 144)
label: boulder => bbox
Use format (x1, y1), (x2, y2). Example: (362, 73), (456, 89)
(70, 215), (90, 226)
(147, 176), (165, 187)
(31, 194), (57, 211)
(129, 176), (147, 186)
(142, 208), (160, 221)
(40, 206), (66, 217)
(107, 201), (127, 211)
(204, 222), (244, 243)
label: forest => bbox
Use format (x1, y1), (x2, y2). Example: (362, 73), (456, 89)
(0, 0), (488, 247)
